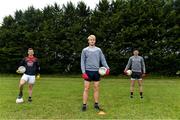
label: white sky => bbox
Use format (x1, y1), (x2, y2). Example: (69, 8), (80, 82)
(0, 0), (100, 24)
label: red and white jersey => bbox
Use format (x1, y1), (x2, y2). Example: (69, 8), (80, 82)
(19, 56), (40, 75)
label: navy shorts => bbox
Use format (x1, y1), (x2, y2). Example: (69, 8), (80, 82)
(131, 72), (142, 80)
(85, 70), (100, 82)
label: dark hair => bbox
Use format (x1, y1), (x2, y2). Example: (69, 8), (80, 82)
(28, 48), (33, 50)
(133, 49), (139, 52)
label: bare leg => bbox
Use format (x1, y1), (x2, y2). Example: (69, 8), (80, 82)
(28, 84), (33, 97)
(18, 79), (26, 98)
(83, 81), (90, 104)
(93, 81), (100, 103)
(130, 80), (135, 98)
(138, 80), (143, 92)
(28, 84), (33, 102)
(138, 80), (143, 98)
(94, 81), (101, 110)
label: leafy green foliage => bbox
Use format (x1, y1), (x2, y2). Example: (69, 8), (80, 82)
(0, 0), (179, 75)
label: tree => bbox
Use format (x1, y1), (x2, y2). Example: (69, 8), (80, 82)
(0, 0), (178, 75)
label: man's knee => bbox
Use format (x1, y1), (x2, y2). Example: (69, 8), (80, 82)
(84, 86), (90, 92)
(20, 79), (26, 85)
(138, 81), (143, 87)
(131, 83), (135, 87)
(94, 84), (99, 91)
(29, 84), (33, 89)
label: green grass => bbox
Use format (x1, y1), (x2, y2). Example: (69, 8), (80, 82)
(0, 75), (180, 119)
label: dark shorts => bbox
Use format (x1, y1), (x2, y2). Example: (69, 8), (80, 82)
(85, 70), (100, 82)
(131, 72), (142, 80)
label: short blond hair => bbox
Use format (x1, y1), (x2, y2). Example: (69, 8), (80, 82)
(87, 35), (96, 40)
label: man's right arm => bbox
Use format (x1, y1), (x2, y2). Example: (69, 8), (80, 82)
(19, 58), (25, 67)
(81, 50), (86, 73)
(16, 58), (25, 73)
(124, 57), (132, 71)
(81, 50), (89, 80)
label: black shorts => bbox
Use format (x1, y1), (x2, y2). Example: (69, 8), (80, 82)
(85, 70), (100, 82)
(131, 72), (142, 80)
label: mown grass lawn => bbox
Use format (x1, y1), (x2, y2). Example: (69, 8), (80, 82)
(0, 75), (179, 119)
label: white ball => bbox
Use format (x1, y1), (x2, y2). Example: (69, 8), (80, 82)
(16, 98), (24, 104)
(98, 67), (107, 76)
(18, 66), (26, 73)
(126, 70), (132, 76)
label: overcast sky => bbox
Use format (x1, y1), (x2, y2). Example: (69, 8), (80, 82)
(0, 0), (100, 24)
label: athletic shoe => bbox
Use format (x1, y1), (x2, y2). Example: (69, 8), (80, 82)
(82, 105), (87, 111)
(17, 95), (22, 99)
(28, 97), (32, 102)
(94, 104), (103, 111)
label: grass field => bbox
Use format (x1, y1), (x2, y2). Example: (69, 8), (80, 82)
(0, 75), (180, 119)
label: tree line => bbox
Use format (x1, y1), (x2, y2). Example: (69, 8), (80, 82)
(0, 0), (179, 75)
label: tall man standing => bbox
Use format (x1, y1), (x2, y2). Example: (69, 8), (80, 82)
(81, 35), (110, 111)
(124, 49), (146, 98)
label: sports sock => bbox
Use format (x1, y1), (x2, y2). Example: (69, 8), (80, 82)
(94, 103), (100, 109)
(19, 91), (23, 97)
(82, 104), (87, 111)
(95, 102), (98, 105)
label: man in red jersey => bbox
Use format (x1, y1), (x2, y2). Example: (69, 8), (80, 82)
(16, 48), (40, 102)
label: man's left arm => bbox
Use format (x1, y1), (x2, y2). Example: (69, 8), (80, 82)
(100, 49), (110, 75)
(36, 59), (40, 79)
(141, 57), (146, 74)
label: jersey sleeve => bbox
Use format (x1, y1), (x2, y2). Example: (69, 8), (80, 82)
(81, 49), (86, 73)
(125, 57), (132, 70)
(19, 58), (25, 67)
(100, 49), (109, 69)
(36, 59), (40, 74)
(141, 57), (146, 73)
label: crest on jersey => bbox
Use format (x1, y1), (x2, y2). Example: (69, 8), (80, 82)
(27, 61), (34, 66)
